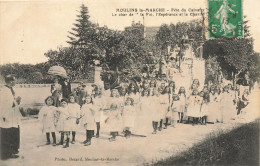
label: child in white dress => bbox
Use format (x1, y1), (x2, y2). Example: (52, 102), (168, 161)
(93, 89), (104, 138)
(137, 89), (155, 135)
(186, 90), (203, 125)
(104, 89), (123, 142)
(207, 86), (219, 123)
(151, 88), (161, 134)
(57, 99), (71, 148)
(80, 95), (97, 146)
(159, 88), (170, 130)
(177, 87), (187, 123)
(201, 93), (209, 125)
(171, 94), (181, 127)
(67, 94), (80, 144)
(122, 97), (136, 138)
(38, 96), (58, 146)
(219, 85), (236, 123)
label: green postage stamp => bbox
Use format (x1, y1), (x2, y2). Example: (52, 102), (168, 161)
(208, 0), (243, 38)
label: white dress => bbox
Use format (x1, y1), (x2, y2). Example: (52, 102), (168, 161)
(171, 100), (180, 120)
(127, 92), (140, 112)
(151, 96), (161, 122)
(159, 94), (170, 119)
(127, 93), (140, 105)
(136, 97), (156, 134)
(186, 95), (202, 118)
(219, 92), (236, 123)
(80, 104), (97, 130)
(93, 97), (104, 123)
(104, 97), (123, 132)
(68, 103), (80, 131)
(122, 105), (136, 130)
(38, 105), (57, 133)
(200, 101), (209, 117)
(207, 93), (220, 122)
(56, 106), (71, 132)
(178, 94), (186, 113)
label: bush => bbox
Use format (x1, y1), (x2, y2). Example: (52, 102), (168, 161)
(29, 108), (40, 116)
(19, 107), (40, 117)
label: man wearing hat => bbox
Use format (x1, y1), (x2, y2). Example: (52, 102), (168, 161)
(0, 75), (22, 159)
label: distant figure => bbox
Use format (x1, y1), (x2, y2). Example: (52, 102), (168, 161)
(51, 77), (62, 107)
(77, 83), (88, 107)
(237, 89), (249, 115)
(60, 78), (72, 99)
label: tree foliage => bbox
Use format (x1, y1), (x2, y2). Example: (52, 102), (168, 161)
(3, 5), (259, 87)
(45, 4), (103, 80)
(67, 4), (96, 47)
(44, 5), (151, 85)
(0, 63), (51, 84)
(203, 37), (258, 84)
(155, 17), (259, 85)
(98, 23), (148, 85)
(248, 53), (260, 83)
(156, 21), (204, 60)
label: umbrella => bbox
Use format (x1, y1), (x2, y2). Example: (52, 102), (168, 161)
(47, 66), (68, 78)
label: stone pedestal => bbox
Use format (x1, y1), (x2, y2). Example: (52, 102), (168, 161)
(94, 66), (104, 89)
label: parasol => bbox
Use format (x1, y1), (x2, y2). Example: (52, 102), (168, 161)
(47, 66), (68, 78)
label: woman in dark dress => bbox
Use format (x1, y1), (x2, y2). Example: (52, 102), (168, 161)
(61, 78), (72, 99)
(51, 77), (62, 107)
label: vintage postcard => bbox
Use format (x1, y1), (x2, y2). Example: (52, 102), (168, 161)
(0, 0), (259, 166)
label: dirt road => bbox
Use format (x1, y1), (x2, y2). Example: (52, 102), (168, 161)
(1, 89), (259, 166)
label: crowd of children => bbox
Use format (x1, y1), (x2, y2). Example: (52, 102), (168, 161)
(38, 78), (250, 148)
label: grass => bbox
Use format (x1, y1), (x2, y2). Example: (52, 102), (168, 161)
(150, 120), (259, 166)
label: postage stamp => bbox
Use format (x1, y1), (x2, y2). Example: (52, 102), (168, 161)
(208, 0), (243, 38)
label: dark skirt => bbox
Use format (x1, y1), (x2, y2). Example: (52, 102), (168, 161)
(0, 126), (20, 159)
(52, 92), (60, 107)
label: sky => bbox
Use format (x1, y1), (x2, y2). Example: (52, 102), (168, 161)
(0, 0), (259, 65)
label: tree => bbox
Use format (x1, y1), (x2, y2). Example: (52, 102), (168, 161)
(205, 56), (221, 84)
(203, 37), (256, 85)
(221, 38), (253, 83)
(67, 4), (95, 47)
(45, 4), (102, 79)
(28, 72), (43, 83)
(44, 46), (95, 79)
(156, 24), (171, 52)
(243, 16), (251, 38)
(156, 22), (204, 74)
(97, 23), (151, 88)
(0, 63), (51, 83)
(156, 21), (205, 63)
(248, 52), (260, 83)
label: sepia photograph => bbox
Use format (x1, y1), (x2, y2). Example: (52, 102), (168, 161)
(0, 0), (259, 165)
